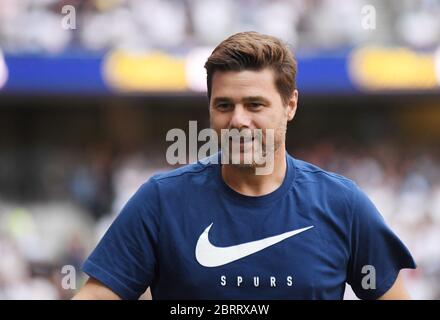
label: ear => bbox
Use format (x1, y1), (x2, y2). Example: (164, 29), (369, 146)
(286, 90), (298, 121)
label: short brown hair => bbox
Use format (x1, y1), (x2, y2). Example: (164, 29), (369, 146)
(204, 31), (297, 105)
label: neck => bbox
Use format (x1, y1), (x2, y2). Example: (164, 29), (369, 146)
(221, 147), (287, 197)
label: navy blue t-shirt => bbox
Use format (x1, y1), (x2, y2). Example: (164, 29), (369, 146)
(82, 152), (416, 300)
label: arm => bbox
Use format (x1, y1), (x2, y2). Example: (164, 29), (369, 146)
(77, 180), (160, 300)
(72, 278), (122, 300)
(378, 272), (411, 300)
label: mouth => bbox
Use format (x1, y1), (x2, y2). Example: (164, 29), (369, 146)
(229, 137), (255, 144)
(239, 138), (254, 153)
(239, 137), (254, 144)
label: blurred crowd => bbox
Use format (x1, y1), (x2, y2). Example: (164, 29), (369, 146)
(1, 0), (440, 54)
(0, 142), (439, 299)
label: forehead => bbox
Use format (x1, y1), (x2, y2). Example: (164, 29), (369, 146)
(210, 68), (279, 100)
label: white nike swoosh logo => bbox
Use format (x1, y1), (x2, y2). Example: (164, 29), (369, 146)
(195, 224), (314, 267)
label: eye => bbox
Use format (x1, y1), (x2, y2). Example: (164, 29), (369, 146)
(248, 102), (263, 109)
(215, 103), (233, 111)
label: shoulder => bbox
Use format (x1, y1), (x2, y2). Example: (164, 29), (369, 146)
(290, 156), (360, 210)
(293, 157), (356, 190)
(147, 155), (218, 190)
(125, 157), (217, 217)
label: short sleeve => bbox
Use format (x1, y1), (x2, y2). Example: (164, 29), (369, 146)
(347, 184), (416, 300)
(82, 178), (161, 300)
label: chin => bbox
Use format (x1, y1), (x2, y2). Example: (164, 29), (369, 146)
(228, 151), (267, 168)
(233, 162), (257, 169)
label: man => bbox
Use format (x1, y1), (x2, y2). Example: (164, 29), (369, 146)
(74, 32), (415, 300)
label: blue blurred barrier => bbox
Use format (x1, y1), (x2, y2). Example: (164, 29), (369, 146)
(1, 47), (439, 95)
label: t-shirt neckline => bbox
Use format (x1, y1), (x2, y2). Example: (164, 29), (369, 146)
(212, 151), (296, 207)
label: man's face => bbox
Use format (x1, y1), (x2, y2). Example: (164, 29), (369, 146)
(209, 67), (298, 167)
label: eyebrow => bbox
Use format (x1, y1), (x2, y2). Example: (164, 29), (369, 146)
(212, 96), (270, 105)
(212, 97), (233, 105)
(242, 96), (270, 104)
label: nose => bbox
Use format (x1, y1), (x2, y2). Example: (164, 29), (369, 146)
(229, 104), (251, 129)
